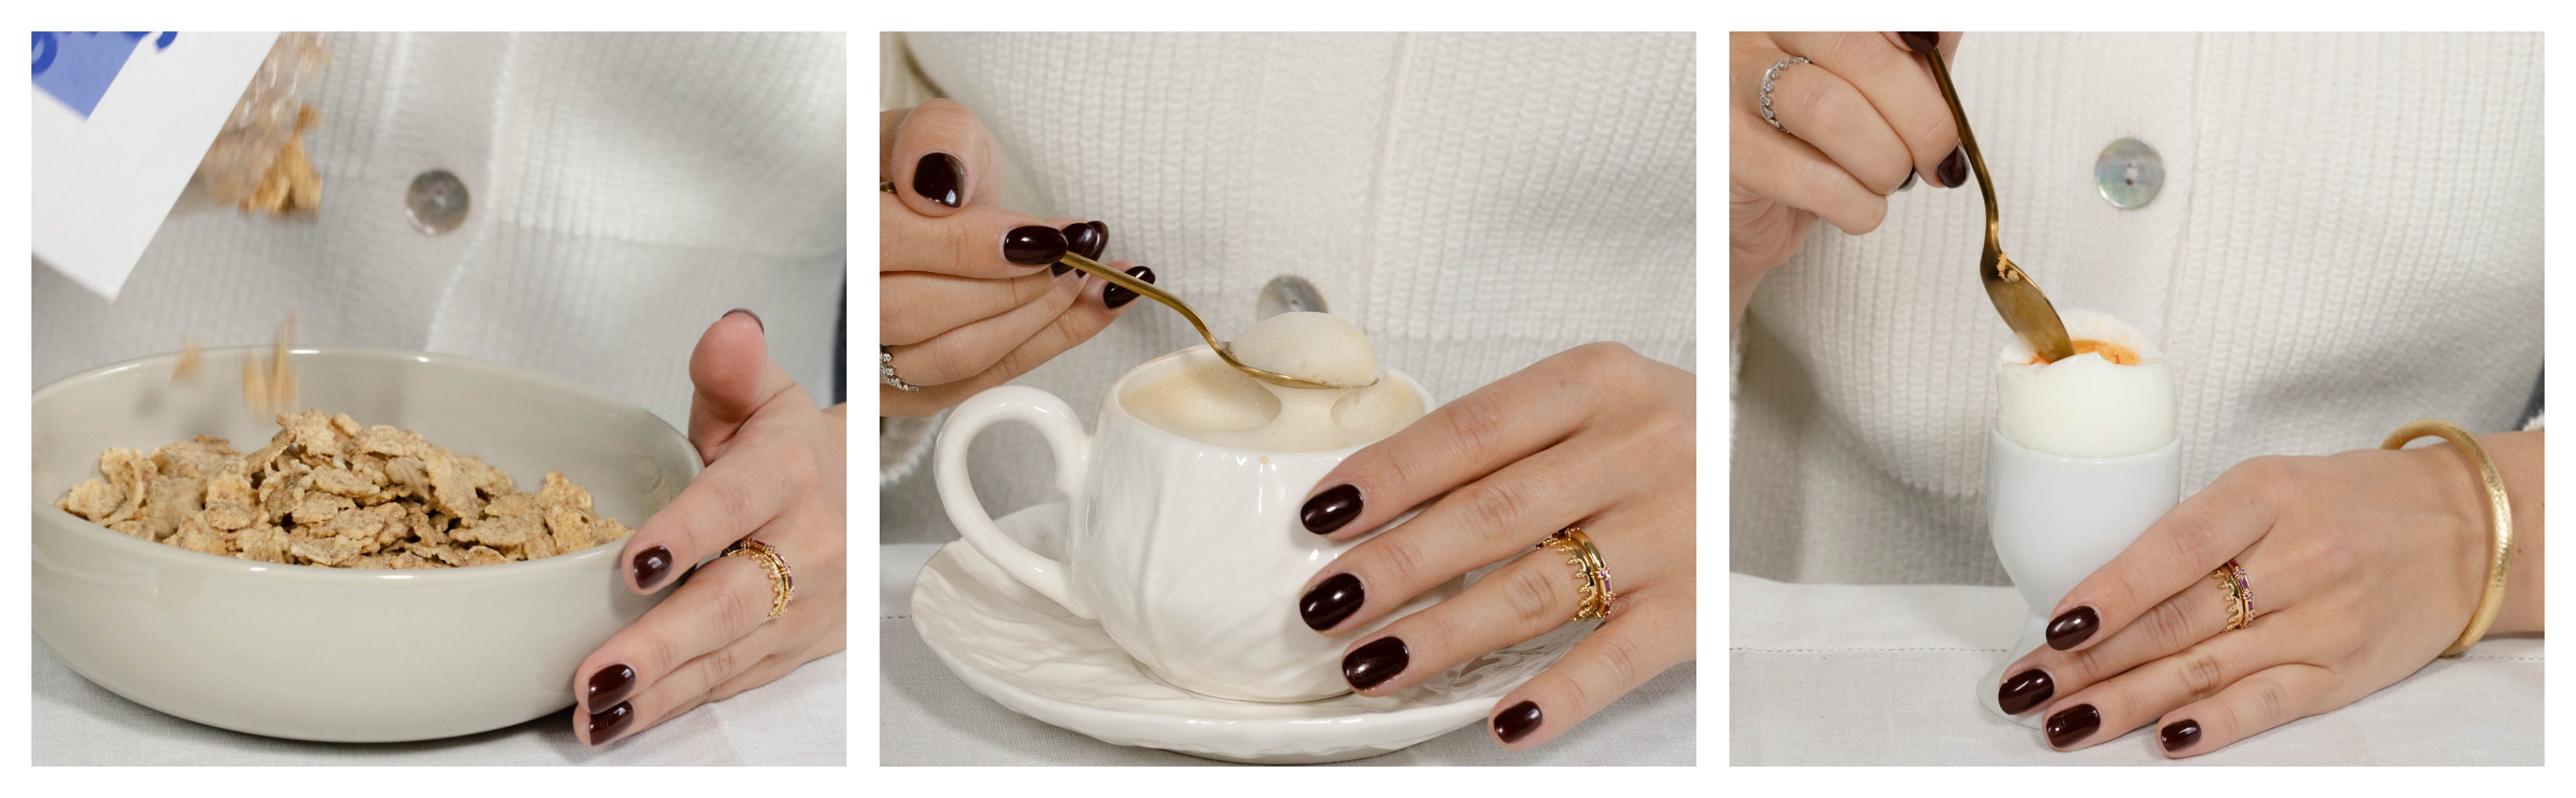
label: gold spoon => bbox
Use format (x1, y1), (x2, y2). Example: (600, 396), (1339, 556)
(1056, 251), (1371, 390)
(1923, 46), (2077, 363)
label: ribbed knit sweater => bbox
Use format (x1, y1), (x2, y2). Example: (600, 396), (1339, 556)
(1732, 33), (2544, 585)
(34, 32), (849, 429)
(880, 32), (1699, 541)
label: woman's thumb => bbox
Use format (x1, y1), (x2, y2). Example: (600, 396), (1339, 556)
(686, 309), (793, 459)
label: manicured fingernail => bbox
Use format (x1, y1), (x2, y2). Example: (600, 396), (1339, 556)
(2046, 704), (2101, 749)
(1343, 636), (1410, 691)
(1998, 668), (2054, 715)
(1102, 265), (1154, 309)
(1004, 225), (1069, 265)
(1301, 484), (1363, 534)
(1299, 573), (1363, 631)
(2161, 719), (2201, 752)
(632, 545), (674, 591)
(912, 152), (963, 207)
(723, 307), (763, 331)
(2047, 606), (2099, 650)
(587, 664), (636, 710)
(1065, 221), (1107, 259)
(1054, 221), (1106, 276)
(1937, 145), (1968, 189)
(1899, 31), (1940, 54)
(1897, 170), (1918, 192)
(587, 701), (634, 745)
(1495, 700), (1542, 744)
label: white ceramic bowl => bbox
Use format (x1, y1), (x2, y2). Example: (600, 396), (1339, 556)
(32, 347), (699, 742)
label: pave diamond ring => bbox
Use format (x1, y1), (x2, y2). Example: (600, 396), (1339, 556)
(1759, 57), (1809, 132)
(880, 346), (921, 392)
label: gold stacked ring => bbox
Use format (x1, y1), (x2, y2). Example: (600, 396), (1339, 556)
(2209, 558), (2253, 631)
(725, 539), (796, 621)
(1535, 526), (1617, 621)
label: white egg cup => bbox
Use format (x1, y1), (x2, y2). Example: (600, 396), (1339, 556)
(1978, 423), (2179, 727)
(935, 346), (1449, 703)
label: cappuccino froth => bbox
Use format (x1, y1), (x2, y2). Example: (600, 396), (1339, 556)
(1123, 313), (1424, 452)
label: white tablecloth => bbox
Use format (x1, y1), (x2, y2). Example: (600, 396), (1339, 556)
(1729, 573), (2542, 764)
(879, 542), (1697, 765)
(34, 635), (845, 765)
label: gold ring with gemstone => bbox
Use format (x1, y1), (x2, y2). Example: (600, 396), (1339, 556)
(2209, 558), (2252, 631)
(1535, 526), (1616, 621)
(725, 539), (795, 621)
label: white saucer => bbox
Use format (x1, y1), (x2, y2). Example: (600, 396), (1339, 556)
(911, 503), (1589, 764)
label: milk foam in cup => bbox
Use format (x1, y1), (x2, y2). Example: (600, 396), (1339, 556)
(1123, 312), (1425, 452)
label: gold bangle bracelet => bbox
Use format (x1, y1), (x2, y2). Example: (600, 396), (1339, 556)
(2380, 419), (2515, 657)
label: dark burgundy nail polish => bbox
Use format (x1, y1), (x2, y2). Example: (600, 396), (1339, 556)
(1299, 573), (1363, 631)
(1937, 145), (1968, 189)
(587, 664), (636, 710)
(2045, 704), (2101, 749)
(723, 307), (763, 331)
(1052, 263), (1071, 276)
(912, 152), (963, 207)
(632, 545), (674, 591)
(2047, 606), (2100, 650)
(1301, 484), (1363, 534)
(1054, 221), (1106, 276)
(1063, 221), (1107, 260)
(1997, 668), (2054, 715)
(2161, 719), (2201, 752)
(1899, 31), (1940, 54)
(1495, 701), (1542, 744)
(587, 701), (634, 745)
(1343, 637), (1410, 691)
(1004, 225), (1069, 265)
(1897, 170), (1918, 192)
(1102, 265), (1154, 309)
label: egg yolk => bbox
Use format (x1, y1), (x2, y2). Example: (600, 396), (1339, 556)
(2030, 339), (2142, 366)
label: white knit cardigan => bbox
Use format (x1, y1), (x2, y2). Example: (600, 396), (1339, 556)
(1732, 33), (2544, 585)
(879, 32), (1699, 541)
(34, 33), (850, 429)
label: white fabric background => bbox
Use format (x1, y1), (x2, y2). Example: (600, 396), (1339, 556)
(1729, 573), (2541, 765)
(1730, 33), (2545, 585)
(880, 544), (1696, 765)
(34, 635), (845, 765)
(33, 32), (849, 428)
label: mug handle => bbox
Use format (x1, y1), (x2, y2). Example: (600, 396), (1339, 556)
(933, 385), (1095, 619)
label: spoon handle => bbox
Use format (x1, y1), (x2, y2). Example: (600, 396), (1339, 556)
(1926, 48), (2000, 243)
(1058, 251), (1217, 346)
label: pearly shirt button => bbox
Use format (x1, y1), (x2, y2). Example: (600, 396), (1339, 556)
(405, 169), (470, 235)
(2093, 138), (2164, 209)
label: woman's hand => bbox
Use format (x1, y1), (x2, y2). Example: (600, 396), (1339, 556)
(1995, 430), (2545, 756)
(880, 99), (1150, 416)
(1730, 31), (1964, 328)
(572, 310), (850, 745)
(1292, 342), (1695, 749)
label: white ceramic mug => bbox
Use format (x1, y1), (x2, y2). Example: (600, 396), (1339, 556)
(1978, 424), (2180, 727)
(935, 346), (1450, 702)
